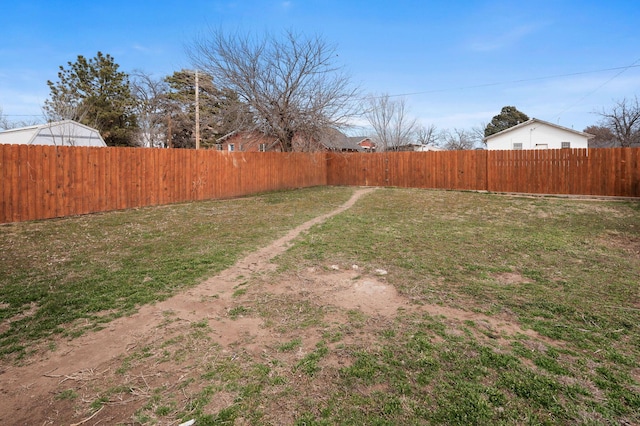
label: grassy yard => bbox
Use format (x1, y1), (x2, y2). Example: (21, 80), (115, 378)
(1, 187), (639, 425)
(272, 189), (640, 425)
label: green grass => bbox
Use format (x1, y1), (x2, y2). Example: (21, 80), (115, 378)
(295, 341), (329, 377)
(1, 187), (639, 425)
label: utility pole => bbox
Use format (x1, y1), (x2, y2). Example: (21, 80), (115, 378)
(167, 114), (173, 148)
(195, 70), (200, 150)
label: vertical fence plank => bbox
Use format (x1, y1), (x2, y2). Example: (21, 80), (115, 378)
(629, 147), (640, 197)
(44, 146), (56, 219)
(607, 148), (618, 197)
(24, 145), (36, 221)
(31, 145), (44, 220)
(15, 145), (28, 221)
(75, 146), (86, 215)
(107, 148), (117, 211)
(53, 146), (64, 218)
(0, 145), (6, 223)
(4, 145), (16, 222)
(6, 145), (16, 222)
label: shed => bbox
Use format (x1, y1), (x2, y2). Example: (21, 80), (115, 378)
(483, 118), (593, 150)
(0, 120), (107, 147)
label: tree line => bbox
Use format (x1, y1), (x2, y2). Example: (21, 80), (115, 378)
(2, 29), (639, 150)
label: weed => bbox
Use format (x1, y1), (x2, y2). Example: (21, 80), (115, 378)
(228, 306), (250, 319)
(277, 338), (302, 352)
(295, 341), (329, 376)
(232, 288), (247, 297)
(54, 389), (78, 400)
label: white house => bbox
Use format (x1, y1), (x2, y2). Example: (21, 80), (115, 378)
(0, 120), (107, 147)
(395, 142), (444, 152)
(484, 118), (593, 150)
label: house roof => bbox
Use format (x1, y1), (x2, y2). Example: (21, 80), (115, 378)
(483, 118), (594, 142)
(215, 128), (373, 152)
(346, 136), (372, 144)
(0, 120), (107, 146)
(318, 129), (366, 151)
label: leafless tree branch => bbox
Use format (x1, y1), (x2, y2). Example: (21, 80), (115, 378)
(597, 96), (640, 147)
(189, 29), (359, 151)
(364, 94), (417, 151)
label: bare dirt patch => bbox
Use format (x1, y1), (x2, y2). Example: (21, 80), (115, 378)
(600, 232), (640, 257)
(492, 271), (531, 285)
(264, 268), (405, 317)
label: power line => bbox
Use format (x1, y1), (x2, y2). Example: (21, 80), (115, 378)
(376, 64), (640, 99)
(554, 58), (640, 121)
(3, 114), (45, 117)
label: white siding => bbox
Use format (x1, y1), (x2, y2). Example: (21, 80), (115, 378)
(485, 120), (590, 150)
(0, 120), (106, 147)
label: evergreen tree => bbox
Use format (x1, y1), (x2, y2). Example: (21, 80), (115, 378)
(163, 70), (252, 148)
(45, 52), (139, 147)
(484, 106), (529, 137)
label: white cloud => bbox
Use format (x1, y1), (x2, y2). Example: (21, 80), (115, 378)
(132, 43), (150, 53)
(469, 23), (544, 52)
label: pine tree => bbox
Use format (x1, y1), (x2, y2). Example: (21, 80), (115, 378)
(45, 52), (139, 147)
(484, 106), (529, 137)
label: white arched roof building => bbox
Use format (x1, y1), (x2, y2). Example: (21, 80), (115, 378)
(0, 120), (107, 147)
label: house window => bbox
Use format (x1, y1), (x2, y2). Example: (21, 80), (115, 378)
(561, 141), (571, 149)
(228, 143), (235, 152)
(259, 143), (267, 152)
(513, 143), (523, 150)
(535, 143), (548, 150)
(215, 143), (223, 151)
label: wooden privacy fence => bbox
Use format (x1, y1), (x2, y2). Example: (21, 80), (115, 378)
(0, 145), (327, 223)
(327, 148), (640, 197)
(487, 148), (640, 196)
(327, 150), (488, 190)
(1, 145), (638, 223)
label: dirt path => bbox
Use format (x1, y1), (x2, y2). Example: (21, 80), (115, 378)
(0, 187), (377, 424)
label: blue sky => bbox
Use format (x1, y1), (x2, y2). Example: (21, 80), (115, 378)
(1, 0), (639, 134)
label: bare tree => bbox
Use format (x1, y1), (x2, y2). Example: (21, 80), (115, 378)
(471, 122), (487, 147)
(415, 124), (439, 147)
(189, 29), (359, 152)
(0, 114), (41, 130)
(584, 125), (617, 148)
(441, 128), (477, 150)
(42, 92), (91, 126)
(364, 94), (417, 151)
(0, 107), (9, 130)
(597, 96), (640, 147)
(131, 70), (170, 148)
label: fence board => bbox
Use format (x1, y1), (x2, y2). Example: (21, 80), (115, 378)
(5, 145), (14, 222)
(31, 145), (43, 220)
(16, 145), (28, 221)
(5, 146), (16, 222)
(0, 145), (5, 222)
